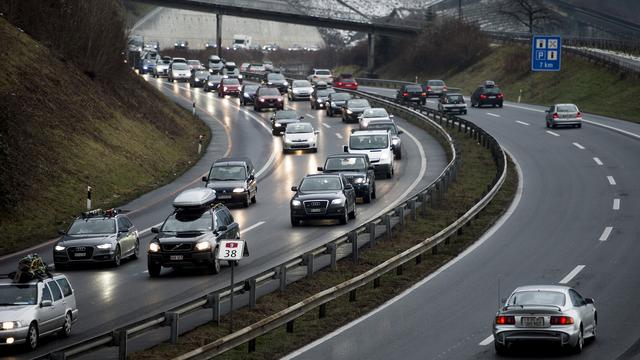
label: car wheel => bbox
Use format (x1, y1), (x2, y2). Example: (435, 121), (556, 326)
(363, 188), (372, 203)
(291, 216), (299, 227)
(327, 109), (332, 116)
(131, 238), (140, 260)
(27, 322), (38, 351)
(386, 167), (393, 179)
(499, 103), (503, 108)
(494, 341), (507, 355)
(463, 110), (467, 115)
(208, 248), (221, 274)
(148, 261), (161, 277)
(242, 194), (250, 208)
(573, 327), (584, 353)
(546, 121), (550, 128)
(339, 208), (348, 225)
(348, 205), (356, 219)
(551, 121), (557, 129)
(59, 312), (72, 338)
(111, 245), (121, 267)
(577, 123), (582, 128)
(396, 150), (402, 160)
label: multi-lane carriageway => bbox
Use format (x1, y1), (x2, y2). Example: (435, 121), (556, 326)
(2, 76), (640, 359)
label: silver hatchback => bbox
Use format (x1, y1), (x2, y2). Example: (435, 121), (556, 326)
(545, 103), (582, 128)
(0, 275), (78, 350)
(493, 285), (596, 354)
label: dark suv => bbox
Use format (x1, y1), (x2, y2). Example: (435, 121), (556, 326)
(271, 110), (302, 135)
(203, 158), (257, 207)
(262, 73), (289, 94)
(326, 92), (352, 117)
(396, 84), (426, 105)
(318, 154), (376, 203)
(147, 188), (242, 277)
(471, 82), (504, 108)
(290, 174), (357, 226)
(341, 98), (371, 123)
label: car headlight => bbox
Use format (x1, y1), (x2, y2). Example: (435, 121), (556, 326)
(277, 97), (283, 102)
(267, 82), (273, 85)
(1, 321), (23, 330)
(96, 243), (112, 250)
(233, 187), (245, 193)
(223, 87), (228, 91)
(195, 241), (211, 251)
(208, 82), (213, 86)
(260, 98), (265, 102)
(392, 138), (400, 146)
(149, 243), (160, 252)
(347, 109), (353, 114)
(283, 81), (289, 86)
(331, 198), (344, 205)
(353, 177), (365, 184)
(238, 75), (243, 79)
(275, 123), (282, 127)
(54, 245), (65, 251)
(317, 99), (322, 103)
(291, 200), (302, 207)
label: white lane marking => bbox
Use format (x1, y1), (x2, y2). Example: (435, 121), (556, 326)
(487, 112), (501, 117)
(242, 221), (265, 235)
(284, 149), (524, 360)
(559, 265), (586, 284)
(607, 176), (616, 185)
(593, 157), (603, 166)
(322, 123), (331, 128)
(479, 335), (494, 346)
(335, 133), (343, 139)
(613, 198), (620, 210)
(572, 142), (585, 150)
(599, 226), (613, 241)
(546, 131), (560, 137)
(306, 114), (315, 119)
(516, 121), (530, 126)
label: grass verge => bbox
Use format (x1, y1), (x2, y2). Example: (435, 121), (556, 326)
(131, 119), (518, 360)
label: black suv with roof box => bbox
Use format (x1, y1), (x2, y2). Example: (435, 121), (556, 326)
(471, 81), (504, 108)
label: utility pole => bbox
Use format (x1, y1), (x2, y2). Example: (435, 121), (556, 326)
(458, 0), (463, 20)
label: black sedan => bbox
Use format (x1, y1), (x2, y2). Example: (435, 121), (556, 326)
(263, 73), (289, 94)
(271, 109), (303, 135)
(318, 154), (376, 203)
(326, 92), (352, 117)
(204, 74), (223, 92)
(290, 174), (356, 226)
(310, 88), (336, 110)
(190, 70), (210, 88)
(239, 84), (260, 106)
(341, 98), (371, 123)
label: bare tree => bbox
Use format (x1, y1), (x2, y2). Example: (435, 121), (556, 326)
(498, 0), (559, 36)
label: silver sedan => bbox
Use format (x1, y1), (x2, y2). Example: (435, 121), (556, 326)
(493, 285), (597, 354)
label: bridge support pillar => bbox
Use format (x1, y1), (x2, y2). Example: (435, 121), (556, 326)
(367, 33), (375, 77)
(216, 14), (222, 56)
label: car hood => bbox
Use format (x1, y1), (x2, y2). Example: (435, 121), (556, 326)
(294, 191), (343, 201)
(206, 180), (246, 190)
(284, 133), (315, 141)
(0, 305), (35, 322)
(274, 118), (299, 125)
(347, 107), (369, 112)
(59, 234), (116, 246)
(157, 232), (215, 244)
(268, 80), (287, 85)
(323, 170), (366, 178)
(293, 87), (313, 93)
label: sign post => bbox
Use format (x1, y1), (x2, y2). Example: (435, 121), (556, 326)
(531, 35), (562, 72)
(217, 239), (245, 333)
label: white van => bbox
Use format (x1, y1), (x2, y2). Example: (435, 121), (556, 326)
(344, 130), (394, 179)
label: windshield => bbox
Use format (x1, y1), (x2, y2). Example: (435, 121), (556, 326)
(325, 157), (366, 171)
(349, 134), (389, 150)
(293, 80), (311, 88)
(316, 90), (333, 97)
(259, 87), (280, 96)
(224, 79), (240, 85)
(67, 218), (115, 235)
(368, 123), (396, 134)
(188, 60), (200, 66)
(330, 93), (351, 101)
(172, 63), (188, 70)
(362, 109), (388, 118)
(234, 39), (245, 44)
(315, 70), (331, 75)
(557, 104), (578, 112)
(508, 291), (566, 306)
(243, 85), (259, 92)
(209, 165), (246, 181)
(348, 99), (370, 108)
(195, 71), (209, 77)
(275, 110), (297, 119)
(0, 284), (38, 305)
(162, 211), (212, 233)
(208, 75), (222, 81)
(299, 176), (342, 191)
(268, 73), (285, 80)
(225, 65), (237, 71)
(286, 123), (313, 134)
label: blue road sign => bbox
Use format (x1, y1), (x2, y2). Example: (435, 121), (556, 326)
(531, 35), (561, 72)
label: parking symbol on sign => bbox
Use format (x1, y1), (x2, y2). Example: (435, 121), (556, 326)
(548, 51), (557, 60)
(536, 51), (546, 60)
(536, 39), (546, 49)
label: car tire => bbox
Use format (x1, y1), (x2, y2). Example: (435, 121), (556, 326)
(148, 261), (161, 277)
(312, 148), (318, 153)
(131, 238), (140, 260)
(573, 327), (584, 354)
(291, 216), (299, 227)
(59, 312), (72, 338)
(208, 249), (221, 274)
(242, 194), (250, 208)
(494, 341), (507, 356)
(552, 121), (557, 129)
(463, 110), (467, 115)
(363, 189), (372, 203)
(499, 103), (503, 108)
(348, 205), (356, 219)
(396, 150), (402, 160)
(27, 322), (38, 351)
(111, 245), (121, 267)
(251, 192), (257, 203)
(339, 208), (348, 225)
(546, 121), (550, 128)
(327, 109), (332, 116)
(577, 123), (582, 128)
(386, 167), (393, 179)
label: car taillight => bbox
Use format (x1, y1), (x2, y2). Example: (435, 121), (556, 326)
(550, 316), (574, 325)
(443, 86), (448, 91)
(426, 86), (432, 91)
(497, 93), (503, 98)
(421, 92), (427, 97)
(337, 82), (343, 86)
(480, 94), (487, 100)
(576, 111), (582, 119)
(495, 315), (515, 325)
(403, 92), (409, 97)
(552, 112), (559, 119)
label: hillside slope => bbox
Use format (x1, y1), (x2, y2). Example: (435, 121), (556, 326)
(0, 17), (209, 255)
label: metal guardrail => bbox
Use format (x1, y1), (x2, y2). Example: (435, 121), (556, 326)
(39, 76), (505, 360)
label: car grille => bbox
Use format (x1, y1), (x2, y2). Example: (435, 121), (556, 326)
(162, 243), (194, 252)
(67, 246), (95, 259)
(303, 200), (329, 215)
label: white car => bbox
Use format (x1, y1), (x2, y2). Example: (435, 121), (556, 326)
(288, 80), (314, 101)
(282, 122), (319, 153)
(344, 130), (394, 178)
(358, 108), (393, 129)
(208, 55), (224, 73)
(0, 274), (78, 350)
(168, 62), (191, 82)
(307, 68), (333, 84)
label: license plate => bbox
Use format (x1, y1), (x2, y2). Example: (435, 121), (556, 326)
(309, 208), (323, 213)
(75, 252), (86, 257)
(522, 317), (545, 327)
(489, 96), (496, 99)
(170, 255), (183, 261)
(218, 194), (232, 199)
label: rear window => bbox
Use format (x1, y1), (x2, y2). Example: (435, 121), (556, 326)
(483, 87), (502, 95)
(428, 80), (445, 86)
(315, 70), (331, 75)
(330, 93), (351, 101)
(557, 104), (578, 112)
(508, 291), (566, 306)
(340, 78), (356, 83)
(405, 85), (423, 92)
(268, 73), (286, 80)
(172, 63), (188, 70)
(348, 99), (370, 108)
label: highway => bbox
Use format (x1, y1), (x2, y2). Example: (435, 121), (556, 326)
(0, 78), (447, 359)
(285, 86), (640, 359)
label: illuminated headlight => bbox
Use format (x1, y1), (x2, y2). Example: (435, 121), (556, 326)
(54, 245), (66, 251)
(143, 66), (148, 70)
(392, 138), (400, 146)
(1, 321), (22, 330)
(277, 97), (283, 102)
(331, 198), (344, 205)
(291, 200), (302, 207)
(275, 123), (282, 127)
(283, 81), (289, 86)
(243, 93), (250, 98)
(174, 43), (178, 46)
(317, 99), (322, 103)
(353, 177), (366, 184)
(208, 82), (214, 86)
(233, 188), (245, 193)
(149, 243), (160, 252)
(267, 82), (273, 85)
(260, 98), (266, 102)
(347, 109), (353, 114)
(96, 243), (112, 250)
(195, 241), (211, 251)
(238, 75), (243, 79)
(223, 87), (228, 91)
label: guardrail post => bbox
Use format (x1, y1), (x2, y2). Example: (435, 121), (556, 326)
(349, 289), (357, 302)
(374, 277), (381, 288)
(249, 279), (257, 309)
(384, 215), (392, 241)
(286, 320), (294, 333)
(432, 245), (438, 255)
(305, 252), (315, 277)
(350, 230), (359, 262)
(207, 293), (221, 324)
(327, 243), (337, 270)
(167, 312), (179, 344)
(279, 264), (287, 292)
(416, 254), (422, 265)
(115, 329), (127, 360)
(420, 192), (428, 216)
(319, 303), (327, 319)
(409, 199), (417, 221)
(248, 339), (256, 353)
(395, 206), (405, 231)
(367, 222), (376, 247)
(396, 264), (404, 275)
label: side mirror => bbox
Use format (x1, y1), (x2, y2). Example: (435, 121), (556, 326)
(151, 227), (160, 234)
(389, 114), (394, 118)
(202, 176), (208, 182)
(397, 130), (404, 135)
(217, 225), (228, 232)
(291, 186), (298, 192)
(41, 300), (53, 308)
(584, 298), (595, 305)
(299, 116), (305, 120)
(57, 230), (66, 236)
(314, 130), (320, 134)
(317, 166), (324, 171)
(119, 228), (129, 233)
(249, 174), (255, 181)
(343, 145), (349, 152)
(345, 184), (353, 190)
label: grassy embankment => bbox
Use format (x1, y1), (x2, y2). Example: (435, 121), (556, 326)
(132, 115), (518, 359)
(0, 17), (210, 255)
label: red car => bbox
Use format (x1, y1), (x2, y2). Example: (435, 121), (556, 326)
(254, 87), (284, 112)
(334, 74), (358, 90)
(218, 78), (241, 97)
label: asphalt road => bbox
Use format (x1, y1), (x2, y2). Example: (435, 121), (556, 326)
(0, 79), (447, 359)
(285, 86), (640, 359)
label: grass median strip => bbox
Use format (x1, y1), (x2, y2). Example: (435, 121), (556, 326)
(132, 123), (518, 360)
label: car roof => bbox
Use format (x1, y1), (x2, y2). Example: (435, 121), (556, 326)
(305, 173), (341, 178)
(0, 274), (67, 285)
(511, 285), (571, 293)
(213, 157), (252, 167)
(351, 129), (389, 136)
(327, 153), (368, 159)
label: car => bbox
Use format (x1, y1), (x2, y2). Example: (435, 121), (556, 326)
(262, 43), (279, 52)
(0, 274), (78, 350)
(240, 62), (251, 72)
(307, 68), (333, 85)
(239, 84), (260, 106)
(438, 92), (467, 114)
(326, 92), (352, 117)
(248, 63), (266, 72)
(263, 73), (289, 94)
(168, 62), (191, 82)
(146, 40), (160, 50)
(190, 70), (210, 88)
(204, 74), (223, 92)
(263, 60), (274, 72)
(208, 55), (224, 73)
(334, 74), (358, 90)
(318, 154), (376, 203)
(545, 103), (582, 128)
(288, 44), (303, 52)
(153, 57), (171, 78)
(358, 108), (393, 129)
(344, 130), (394, 178)
(396, 84), (427, 104)
(493, 285), (596, 355)
(204, 40), (217, 49)
(140, 58), (156, 74)
(423, 79), (447, 97)
(471, 82), (504, 108)
(363, 120), (404, 160)
(254, 86), (284, 112)
(53, 209), (139, 269)
(288, 80), (314, 101)
(222, 61), (242, 82)
(282, 122), (319, 153)
(174, 40), (189, 49)
(187, 59), (204, 72)
(310, 87), (336, 109)
(170, 57), (187, 65)
(271, 109), (302, 135)
(202, 158), (257, 207)
(290, 174), (356, 226)
(314, 81), (329, 90)
(218, 78), (241, 97)
(341, 98), (372, 123)
(147, 188), (243, 277)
